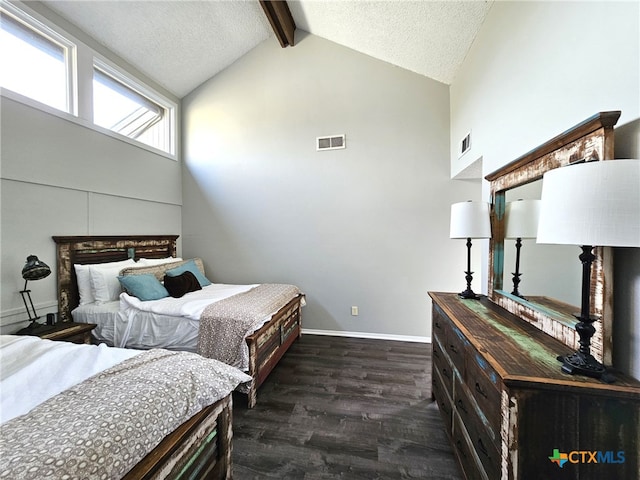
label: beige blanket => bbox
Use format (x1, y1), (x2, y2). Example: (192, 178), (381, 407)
(0, 349), (250, 480)
(197, 283), (300, 370)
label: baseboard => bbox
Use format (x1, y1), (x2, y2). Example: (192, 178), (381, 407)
(301, 328), (430, 344)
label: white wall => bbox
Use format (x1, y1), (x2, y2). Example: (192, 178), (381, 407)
(451, 1), (639, 177)
(182, 32), (478, 340)
(0, 98), (183, 332)
(0, 2), (183, 333)
(450, 1), (640, 377)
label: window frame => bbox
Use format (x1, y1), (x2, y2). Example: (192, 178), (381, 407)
(0, 0), (178, 161)
(1, 0), (77, 115)
(93, 56), (177, 157)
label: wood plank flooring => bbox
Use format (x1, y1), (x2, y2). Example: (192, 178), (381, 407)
(232, 334), (462, 479)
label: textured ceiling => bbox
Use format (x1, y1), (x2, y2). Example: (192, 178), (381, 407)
(289, 1), (492, 85)
(45, 0), (272, 97)
(44, 1), (493, 98)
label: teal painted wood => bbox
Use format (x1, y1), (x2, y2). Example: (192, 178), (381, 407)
(492, 191), (506, 291)
(461, 298), (563, 372)
(497, 291), (577, 328)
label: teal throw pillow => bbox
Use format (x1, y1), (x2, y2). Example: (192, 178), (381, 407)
(118, 274), (169, 301)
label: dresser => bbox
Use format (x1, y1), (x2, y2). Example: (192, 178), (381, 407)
(429, 292), (639, 480)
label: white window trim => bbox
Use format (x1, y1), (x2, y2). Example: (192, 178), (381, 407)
(2, 87), (178, 160)
(1, 0), (77, 115)
(93, 56), (177, 157)
(0, 0), (178, 161)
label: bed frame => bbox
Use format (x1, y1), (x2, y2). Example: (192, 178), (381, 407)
(52, 235), (304, 408)
(126, 395), (232, 479)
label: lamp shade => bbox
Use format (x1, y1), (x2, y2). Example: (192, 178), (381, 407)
(505, 199), (541, 239)
(537, 159), (640, 247)
(21, 255), (51, 281)
(450, 201), (491, 239)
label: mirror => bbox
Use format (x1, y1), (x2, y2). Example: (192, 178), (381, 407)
(486, 111), (620, 365)
(501, 181), (581, 307)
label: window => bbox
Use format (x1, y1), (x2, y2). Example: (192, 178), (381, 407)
(0, 5), (74, 113)
(0, 1), (177, 159)
(93, 62), (175, 155)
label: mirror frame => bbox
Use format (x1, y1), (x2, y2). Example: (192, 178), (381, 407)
(485, 111), (620, 366)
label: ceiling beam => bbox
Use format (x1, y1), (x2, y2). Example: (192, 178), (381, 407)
(259, 0), (296, 47)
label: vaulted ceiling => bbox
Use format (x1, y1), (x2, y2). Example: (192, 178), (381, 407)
(44, 0), (493, 98)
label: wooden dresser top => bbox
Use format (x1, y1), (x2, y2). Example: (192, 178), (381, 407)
(429, 292), (640, 399)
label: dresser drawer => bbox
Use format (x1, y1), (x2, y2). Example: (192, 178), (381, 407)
(433, 304), (467, 376)
(432, 365), (453, 435)
(465, 350), (503, 440)
(452, 412), (489, 480)
(432, 338), (455, 394)
(445, 322), (467, 376)
(454, 377), (501, 479)
(432, 305), (448, 343)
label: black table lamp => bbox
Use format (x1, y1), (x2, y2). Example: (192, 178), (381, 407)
(20, 255), (51, 326)
(505, 199), (541, 299)
(537, 159), (640, 380)
(450, 201), (491, 299)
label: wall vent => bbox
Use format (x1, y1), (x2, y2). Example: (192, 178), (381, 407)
(459, 131), (471, 158)
(317, 134), (346, 151)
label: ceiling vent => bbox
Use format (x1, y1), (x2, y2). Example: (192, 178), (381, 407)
(459, 131), (471, 158)
(317, 134), (346, 151)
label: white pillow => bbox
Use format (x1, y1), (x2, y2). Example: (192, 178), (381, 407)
(138, 257), (182, 266)
(74, 264), (95, 305)
(86, 259), (136, 304)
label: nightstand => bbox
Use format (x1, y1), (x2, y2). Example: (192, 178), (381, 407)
(16, 322), (96, 344)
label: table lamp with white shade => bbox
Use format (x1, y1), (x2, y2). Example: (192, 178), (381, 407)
(537, 159), (640, 380)
(505, 199), (541, 299)
(450, 201), (491, 299)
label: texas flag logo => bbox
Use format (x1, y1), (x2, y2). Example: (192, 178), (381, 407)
(549, 449), (569, 468)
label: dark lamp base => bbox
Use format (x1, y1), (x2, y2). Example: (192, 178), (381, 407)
(558, 353), (615, 383)
(458, 289), (482, 300)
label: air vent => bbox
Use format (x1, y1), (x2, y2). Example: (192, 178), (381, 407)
(459, 132), (471, 158)
(317, 134), (346, 151)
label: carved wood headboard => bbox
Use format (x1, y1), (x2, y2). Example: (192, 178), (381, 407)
(52, 235), (179, 322)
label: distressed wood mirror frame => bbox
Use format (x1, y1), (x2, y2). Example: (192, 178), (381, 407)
(485, 111), (620, 366)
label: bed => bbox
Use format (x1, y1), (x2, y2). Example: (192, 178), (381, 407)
(52, 235), (304, 408)
(0, 334), (251, 479)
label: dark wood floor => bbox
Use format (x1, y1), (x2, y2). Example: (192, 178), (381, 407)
(232, 334), (462, 479)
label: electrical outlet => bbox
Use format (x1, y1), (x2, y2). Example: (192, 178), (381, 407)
(351, 306), (359, 316)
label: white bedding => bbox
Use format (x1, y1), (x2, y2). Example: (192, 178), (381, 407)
(72, 283), (259, 352)
(0, 335), (252, 479)
(120, 283), (258, 319)
(0, 335), (140, 424)
(73, 300), (201, 351)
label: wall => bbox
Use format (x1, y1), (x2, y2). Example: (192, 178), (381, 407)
(182, 32), (477, 341)
(451, 1), (639, 177)
(450, 1), (640, 377)
(0, 2), (182, 332)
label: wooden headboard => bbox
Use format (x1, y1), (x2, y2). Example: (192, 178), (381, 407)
(52, 235), (179, 322)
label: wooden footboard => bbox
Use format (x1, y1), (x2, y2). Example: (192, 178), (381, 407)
(245, 294), (304, 408)
(123, 395), (233, 480)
